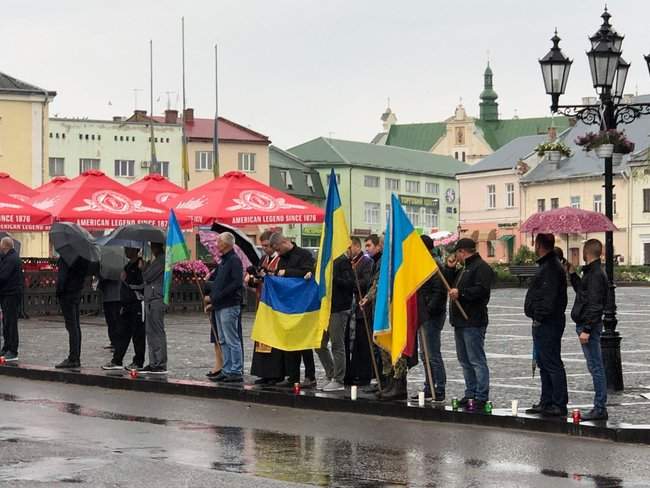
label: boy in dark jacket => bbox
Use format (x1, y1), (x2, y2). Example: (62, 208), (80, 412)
(568, 239), (609, 421)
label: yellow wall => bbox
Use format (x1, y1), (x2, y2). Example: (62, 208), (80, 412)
(628, 165), (650, 265)
(188, 141), (270, 188)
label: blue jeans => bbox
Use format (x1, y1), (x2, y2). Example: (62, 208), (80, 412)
(215, 305), (243, 376)
(421, 312), (446, 397)
(454, 326), (489, 401)
(532, 321), (568, 410)
(577, 323), (607, 410)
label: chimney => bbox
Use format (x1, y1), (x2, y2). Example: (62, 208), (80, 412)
(547, 126), (557, 141)
(113, 116), (124, 122)
(164, 109), (178, 124)
(183, 108), (194, 123)
(133, 109), (147, 121)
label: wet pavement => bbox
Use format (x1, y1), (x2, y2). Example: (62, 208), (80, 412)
(12, 287), (650, 425)
(1, 377), (649, 487)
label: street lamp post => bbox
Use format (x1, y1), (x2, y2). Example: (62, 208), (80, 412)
(539, 8), (650, 392)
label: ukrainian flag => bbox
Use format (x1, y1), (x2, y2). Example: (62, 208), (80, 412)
(374, 194), (438, 365)
(315, 169), (350, 332)
(163, 209), (190, 305)
(251, 276), (323, 351)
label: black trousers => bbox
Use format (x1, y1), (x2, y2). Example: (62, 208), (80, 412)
(60, 295), (81, 362)
(533, 322), (568, 410)
(112, 302), (145, 367)
(285, 349), (315, 383)
(104, 301), (121, 347)
(0, 294), (19, 355)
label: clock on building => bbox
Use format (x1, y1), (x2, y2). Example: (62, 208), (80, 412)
(445, 188), (456, 203)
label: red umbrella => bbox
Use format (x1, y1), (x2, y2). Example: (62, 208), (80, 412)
(34, 176), (71, 193)
(0, 191), (52, 231)
(171, 171), (324, 226)
(29, 170), (189, 230)
(521, 207), (617, 234)
(129, 174), (186, 207)
(0, 172), (37, 202)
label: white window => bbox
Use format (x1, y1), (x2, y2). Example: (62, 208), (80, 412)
(238, 152), (256, 172)
(405, 180), (420, 193)
(593, 194), (603, 213)
(405, 205), (420, 226)
(425, 182), (439, 195)
(79, 158), (100, 173)
(385, 178), (400, 191)
(149, 161), (169, 178)
(505, 183), (515, 208)
(49, 157), (65, 177)
(114, 160), (135, 178)
(306, 174), (315, 192)
(195, 151), (213, 171)
(423, 207), (438, 228)
(326, 172), (341, 186)
(487, 184), (496, 209)
(570, 196), (581, 209)
(537, 199), (546, 213)
(364, 175), (380, 188)
(280, 170), (294, 190)
(364, 202), (380, 225)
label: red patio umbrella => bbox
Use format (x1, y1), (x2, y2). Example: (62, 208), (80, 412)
(0, 172), (37, 202)
(29, 170), (189, 230)
(521, 207), (617, 234)
(171, 171), (324, 226)
(0, 191), (52, 231)
(34, 176), (71, 193)
(129, 174), (186, 207)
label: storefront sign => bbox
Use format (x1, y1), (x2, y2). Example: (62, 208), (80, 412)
(398, 195), (439, 211)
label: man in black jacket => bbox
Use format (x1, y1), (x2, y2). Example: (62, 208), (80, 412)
(446, 238), (494, 410)
(55, 257), (89, 368)
(414, 235), (448, 402)
(568, 239), (609, 421)
(524, 233), (569, 417)
(0, 237), (22, 361)
(209, 232), (244, 382)
(316, 252), (354, 392)
(269, 232), (317, 388)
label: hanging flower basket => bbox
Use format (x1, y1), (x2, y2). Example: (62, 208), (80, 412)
(576, 129), (635, 157)
(547, 150), (562, 162)
(535, 141), (572, 159)
(595, 144), (614, 158)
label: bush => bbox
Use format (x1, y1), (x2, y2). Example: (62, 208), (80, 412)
(492, 264), (518, 284)
(614, 266), (650, 282)
(512, 246), (537, 265)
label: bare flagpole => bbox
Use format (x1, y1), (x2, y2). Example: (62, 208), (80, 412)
(149, 40), (158, 172)
(212, 43), (220, 179)
(181, 17), (189, 189)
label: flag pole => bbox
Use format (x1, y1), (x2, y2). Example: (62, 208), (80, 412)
(352, 267), (382, 392)
(212, 43), (220, 179)
(435, 269), (469, 320)
(149, 39), (158, 172)
(181, 17), (189, 189)
(191, 271), (223, 360)
(418, 327), (436, 401)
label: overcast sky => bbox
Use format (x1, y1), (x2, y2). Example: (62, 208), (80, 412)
(4, 0), (650, 148)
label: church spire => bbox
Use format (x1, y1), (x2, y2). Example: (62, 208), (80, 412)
(479, 61), (499, 121)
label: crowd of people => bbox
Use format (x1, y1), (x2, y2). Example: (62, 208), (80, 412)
(0, 229), (610, 420)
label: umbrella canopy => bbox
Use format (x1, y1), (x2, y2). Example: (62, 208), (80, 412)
(0, 192), (52, 231)
(0, 172), (37, 202)
(34, 176), (71, 193)
(0, 232), (21, 255)
(129, 174), (186, 207)
(211, 221), (261, 266)
(171, 171), (324, 226)
(101, 223), (166, 245)
(198, 230), (253, 273)
(29, 170), (189, 230)
(99, 245), (128, 281)
(521, 207), (618, 234)
(50, 222), (100, 267)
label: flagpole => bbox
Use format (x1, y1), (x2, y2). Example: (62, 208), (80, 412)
(212, 43), (220, 179)
(181, 17), (189, 189)
(191, 271), (223, 361)
(353, 267), (382, 392)
(435, 269), (469, 320)
(149, 39), (158, 171)
(418, 327), (436, 400)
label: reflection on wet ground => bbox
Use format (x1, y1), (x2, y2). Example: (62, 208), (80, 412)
(0, 392), (630, 487)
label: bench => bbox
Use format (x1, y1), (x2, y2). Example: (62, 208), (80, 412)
(508, 264), (538, 287)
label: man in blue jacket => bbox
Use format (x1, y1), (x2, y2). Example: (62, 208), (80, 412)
(209, 232), (244, 383)
(0, 237), (22, 361)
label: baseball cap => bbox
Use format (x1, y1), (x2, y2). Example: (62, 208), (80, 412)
(451, 238), (477, 253)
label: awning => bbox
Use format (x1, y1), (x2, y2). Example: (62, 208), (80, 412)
(478, 229), (497, 241)
(498, 235), (515, 242)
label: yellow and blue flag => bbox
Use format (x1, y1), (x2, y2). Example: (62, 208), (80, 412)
(373, 193), (438, 365)
(163, 209), (190, 305)
(315, 169), (350, 332)
(251, 276), (323, 351)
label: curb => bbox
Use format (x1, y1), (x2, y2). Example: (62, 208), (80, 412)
(1, 364), (648, 445)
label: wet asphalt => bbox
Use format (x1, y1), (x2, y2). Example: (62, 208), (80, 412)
(0, 377), (649, 487)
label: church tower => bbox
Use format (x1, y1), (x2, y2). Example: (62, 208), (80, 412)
(479, 62), (499, 122)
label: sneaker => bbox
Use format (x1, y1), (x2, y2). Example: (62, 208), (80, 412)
(101, 361), (123, 370)
(300, 378), (317, 389)
(125, 363), (143, 372)
(275, 379), (293, 388)
(433, 393), (446, 403)
(317, 378), (333, 391)
(323, 381), (345, 392)
(141, 365), (168, 375)
(581, 408), (608, 421)
(3, 352), (18, 362)
(55, 359), (80, 369)
(220, 374), (244, 383)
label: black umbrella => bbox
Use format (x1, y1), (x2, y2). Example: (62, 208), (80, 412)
(101, 223), (166, 245)
(0, 232), (21, 256)
(210, 222), (261, 266)
(50, 222), (101, 267)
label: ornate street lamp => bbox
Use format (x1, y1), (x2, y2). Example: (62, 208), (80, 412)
(539, 8), (650, 392)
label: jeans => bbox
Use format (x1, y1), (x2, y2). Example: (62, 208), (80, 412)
(532, 321), (568, 410)
(421, 311), (446, 397)
(215, 305), (243, 376)
(577, 323), (607, 410)
(454, 326), (489, 401)
(316, 310), (349, 383)
(0, 294), (19, 355)
(61, 295), (81, 363)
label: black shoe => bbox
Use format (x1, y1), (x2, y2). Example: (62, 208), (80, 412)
(221, 374), (244, 383)
(101, 361), (123, 370)
(525, 403), (548, 415)
(473, 400), (487, 411)
(362, 383), (379, 394)
(300, 378), (317, 389)
(141, 365), (168, 375)
(254, 377), (270, 385)
(55, 359), (80, 369)
(206, 370), (222, 378)
(410, 391), (433, 401)
(209, 372), (228, 382)
(433, 393), (446, 403)
(541, 405), (567, 417)
(275, 379), (295, 388)
(581, 408), (608, 421)
(380, 377), (407, 401)
(125, 363), (143, 371)
(458, 396), (474, 407)
(3, 352), (18, 362)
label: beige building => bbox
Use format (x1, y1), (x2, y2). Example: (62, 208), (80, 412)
(626, 150), (650, 265)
